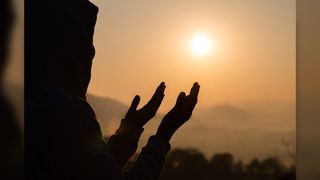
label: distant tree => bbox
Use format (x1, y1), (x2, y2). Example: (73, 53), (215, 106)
(282, 135), (296, 165)
(234, 160), (244, 172)
(160, 148), (210, 180)
(279, 165), (296, 180)
(246, 158), (262, 173)
(260, 157), (286, 175)
(119, 147), (294, 180)
(210, 153), (234, 172)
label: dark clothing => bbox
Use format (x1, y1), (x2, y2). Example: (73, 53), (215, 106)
(26, 0), (171, 179)
(27, 0), (98, 98)
(27, 90), (170, 180)
(0, 93), (23, 180)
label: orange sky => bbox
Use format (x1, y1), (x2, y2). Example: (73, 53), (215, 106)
(88, 0), (295, 111)
(5, 0), (295, 113)
(3, 0), (296, 164)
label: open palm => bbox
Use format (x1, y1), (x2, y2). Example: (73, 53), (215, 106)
(125, 82), (166, 127)
(156, 82), (200, 140)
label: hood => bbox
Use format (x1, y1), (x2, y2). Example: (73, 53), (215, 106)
(27, 0), (99, 99)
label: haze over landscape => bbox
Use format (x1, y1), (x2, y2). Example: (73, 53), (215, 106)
(5, 0), (296, 167)
(86, 0), (295, 165)
(87, 94), (295, 166)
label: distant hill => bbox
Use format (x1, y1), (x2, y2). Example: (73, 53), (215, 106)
(193, 104), (254, 128)
(87, 94), (295, 166)
(206, 104), (253, 119)
(87, 94), (129, 135)
(5, 83), (295, 166)
(87, 94), (128, 121)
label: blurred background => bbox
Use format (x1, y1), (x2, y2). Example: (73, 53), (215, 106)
(0, 0), (24, 179)
(88, 0), (296, 179)
(3, 0), (299, 179)
(3, 0), (24, 128)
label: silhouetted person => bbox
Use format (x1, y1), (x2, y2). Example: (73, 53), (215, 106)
(26, 0), (200, 180)
(0, 0), (23, 179)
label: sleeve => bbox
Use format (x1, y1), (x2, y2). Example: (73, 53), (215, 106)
(123, 135), (171, 180)
(49, 99), (124, 180)
(107, 119), (144, 168)
(45, 98), (170, 180)
(56, 101), (170, 180)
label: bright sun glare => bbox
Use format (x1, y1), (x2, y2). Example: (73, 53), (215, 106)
(190, 33), (213, 57)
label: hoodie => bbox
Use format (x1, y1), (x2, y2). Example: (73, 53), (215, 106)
(26, 0), (170, 180)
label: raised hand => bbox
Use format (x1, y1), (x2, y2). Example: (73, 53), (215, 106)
(156, 82), (200, 141)
(125, 82), (166, 127)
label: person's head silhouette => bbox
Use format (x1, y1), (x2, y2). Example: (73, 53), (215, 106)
(27, 0), (98, 98)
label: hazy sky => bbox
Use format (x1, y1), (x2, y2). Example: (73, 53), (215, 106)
(6, 0), (295, 111)
(88, 0), (295, 112)
(3, 0), (296, 164)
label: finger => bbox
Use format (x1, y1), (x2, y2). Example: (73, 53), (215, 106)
(153, 93), (165, 107)
(153, 82), (166, 99)
(145, 82), (166, 107)
(185, 83), (200, 110)
(174, 92), (186, 108)
(128, 95), (140, 113)
(189, 82), (200, 99)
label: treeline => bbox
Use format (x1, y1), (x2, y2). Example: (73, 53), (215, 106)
(126, 148), (295, 180)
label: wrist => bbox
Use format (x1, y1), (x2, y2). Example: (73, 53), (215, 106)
(115, 119), (144, 141)
(143, 135), (171, 157)
(155, 129), (174, 142)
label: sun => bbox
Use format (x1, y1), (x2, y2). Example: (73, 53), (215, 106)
(190, 33), (213, 57)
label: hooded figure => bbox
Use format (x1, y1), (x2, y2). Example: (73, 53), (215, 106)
(26, 0), (170, 180)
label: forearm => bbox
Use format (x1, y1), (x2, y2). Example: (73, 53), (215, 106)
(107, 119), (144, 168)
(123, 135), (170, 180)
